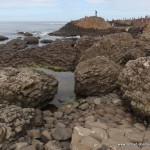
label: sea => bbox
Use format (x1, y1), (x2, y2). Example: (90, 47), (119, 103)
(0, 21), (67, 44)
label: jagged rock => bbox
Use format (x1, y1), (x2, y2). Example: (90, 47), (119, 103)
(80, 32), (134, 64)
(24, 36), (39, 44)
(18, 32), (33, 36)
(0, 35), (8, 41)
(0, 104), (35, 143)
(0, 67), (58, 108)
(122, 48), (146, 65)
(75, 56), (121, 96)
(15, 142), (29, 150)
(118, 56), (150, 122)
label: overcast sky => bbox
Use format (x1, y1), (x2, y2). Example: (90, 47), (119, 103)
(0, 0), (150, 21)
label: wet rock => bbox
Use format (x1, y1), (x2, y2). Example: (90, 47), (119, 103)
(18, 32), (33, 36)
(118, 56), (150, 122)
(0, 35), (8, 41)
(0, 67), (58, 108)
(40, 39), (53, 44)
(75, 56), (121, 96)
(24, 36), (39, 44)
(51, 127), (72, 141)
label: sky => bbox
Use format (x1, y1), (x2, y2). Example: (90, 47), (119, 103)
(0, 0), (150, 21)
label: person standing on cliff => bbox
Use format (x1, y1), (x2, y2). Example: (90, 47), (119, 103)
(95, 10), (97, 17)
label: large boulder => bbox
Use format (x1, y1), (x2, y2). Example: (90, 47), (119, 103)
(75, 56), (121, 96)
(0, 67), (58, 108)
(118, 57), (150, 122)
(0, 104), (35, 143)
(0, 35), (8, 41)
(80, 32), (134, 64)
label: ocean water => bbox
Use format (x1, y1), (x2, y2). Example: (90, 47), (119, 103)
(0, 21), (66, 44)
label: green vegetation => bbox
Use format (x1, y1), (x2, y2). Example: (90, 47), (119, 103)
(17, 62), (72, 72)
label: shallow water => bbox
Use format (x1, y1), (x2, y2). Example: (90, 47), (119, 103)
(37, 68), (76, 107)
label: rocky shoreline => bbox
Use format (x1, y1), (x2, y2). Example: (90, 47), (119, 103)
(0, 17), (150, 150)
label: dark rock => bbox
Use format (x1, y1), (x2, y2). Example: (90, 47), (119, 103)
(0, 67), (58, 108)
(40, 39), (53, 44)
(0, 35), (9, 41)
(18, 32), (33, 36)
(24, 36), (39, 44)
(75, 56), (121, 96)
(118, 56), (150, 123)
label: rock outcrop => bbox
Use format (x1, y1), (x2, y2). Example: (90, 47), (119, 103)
(0, 39), (27, 51)
(118, 56), (150, 122)
(0, 67), (58, 108)
(0, 104), (35, 143)
(0, 35), (8, 41)
(80, 32), (134, 65)
(24, 36), (39, 44)
(18, 32), (33, 36)
(75, 56), (121, 96)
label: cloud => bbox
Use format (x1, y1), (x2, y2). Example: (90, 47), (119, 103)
(0, 0), (59, 8)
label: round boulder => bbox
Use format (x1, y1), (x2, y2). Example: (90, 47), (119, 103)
(118, 56), (150, 122)
(75, 56), (121, 96)
(0, 67), (58, 108)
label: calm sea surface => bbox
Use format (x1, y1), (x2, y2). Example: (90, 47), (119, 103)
(0, 21), (66, 43)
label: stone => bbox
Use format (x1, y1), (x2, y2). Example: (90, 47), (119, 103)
(0, 67), (58, 108)
(108, 128), (125, 138)
(45, 140), (62, 150)
(43, 110), (52, 117)
(91, 127), (108, 141)
(32, 139), (44, 150)
(18, 32), (33, 36)
(53, 111), (63, 119)
(41, 130), (52, 142)
(85, 121), (108, 130)
(75, 56), (121, 96)
(0, 35), (8, 41)
(94, 98), (101, 105)
(40, 39), (53, 44)
(134, 123), (146, 131)
(125, 132), (143, 143)
(21, 145), (36, 150)
(118, 56), (150, 122)
(15, 142), (29, 150)
(27, 129), (41, 139)
(24, 36), (39, 44)
(51, 127), (72, 141)
(79, 103), (89, 110)
(44, 117), (55, 124)
(71, 126), (102, 150)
